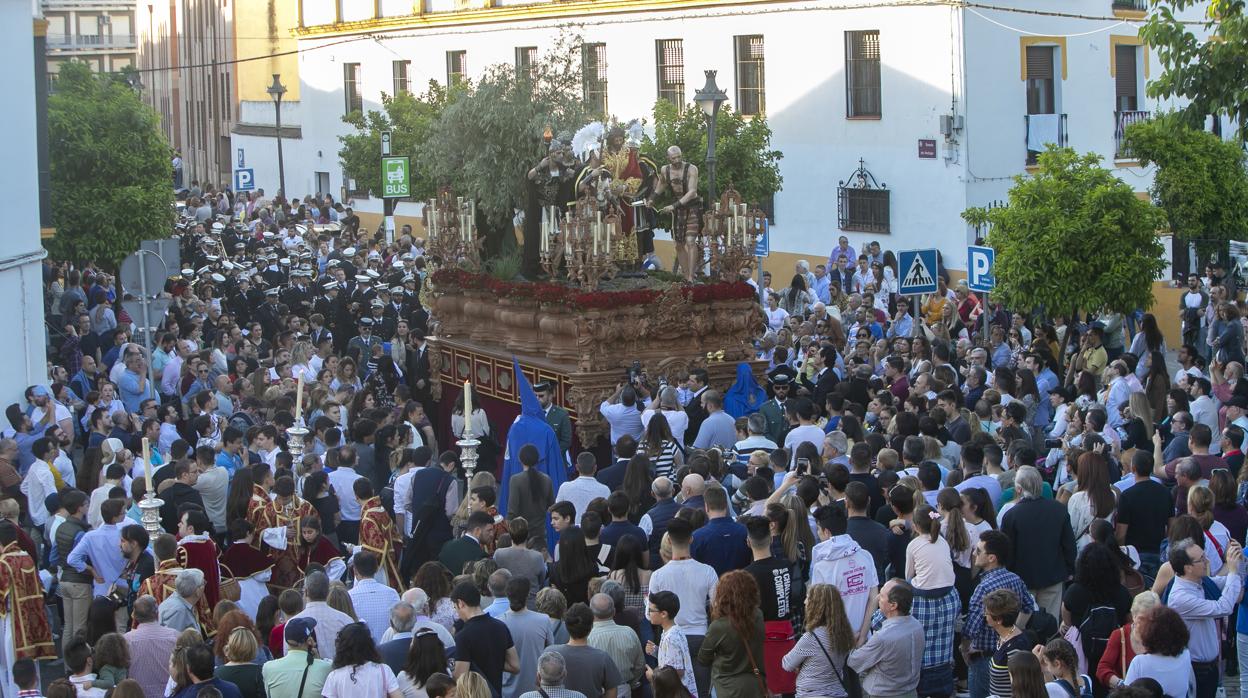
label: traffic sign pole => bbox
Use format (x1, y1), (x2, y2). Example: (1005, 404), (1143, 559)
(382, 131), (394, 245)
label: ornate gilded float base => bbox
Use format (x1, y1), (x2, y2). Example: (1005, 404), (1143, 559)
(428, 275), (767, 444)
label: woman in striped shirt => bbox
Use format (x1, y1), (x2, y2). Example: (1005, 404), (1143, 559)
(642, 413), (684, 481)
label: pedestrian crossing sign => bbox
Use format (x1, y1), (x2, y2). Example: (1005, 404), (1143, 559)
(899, 248), (939, 294)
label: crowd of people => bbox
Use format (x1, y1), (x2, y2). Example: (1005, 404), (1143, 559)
(6, 182), (1248, 698)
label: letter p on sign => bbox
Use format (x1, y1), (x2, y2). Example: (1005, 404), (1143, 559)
(968, 245), (995, 293)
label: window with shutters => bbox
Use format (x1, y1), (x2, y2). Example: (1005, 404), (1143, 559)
(393, 60), (410, 95)
(1025, 46), (1055, 115)
(582, 43), (609, 117)
(655, 39), (685, 107)
(446, 51), (467, 86)
(515, 46), (537, 77)
(1115, 45), (1138, 112)
(343, 63), (362, 115)
(734, 35), (766, 116)
(845, 30), (882, 118)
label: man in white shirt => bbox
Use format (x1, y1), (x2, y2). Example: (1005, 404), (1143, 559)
(599, 385), (646, 447)
(21, 438), (60, 531)
(159, 341), (189, 399)
(192, 446), (230, 536)
(783, 398), (825, 463)
(29, 386), (73, 439)
(1189, 377), (1222, 454)
(647, 517), (718, 698)
(347, 551), (400, 645)
(810, 504), (879, 645)
(1166, 537), (1242, 698)
(328, 445), (366, 544)
(393, 447), (433, 538)
(556, 453), (611, 526)
(290, 570), (355, 661)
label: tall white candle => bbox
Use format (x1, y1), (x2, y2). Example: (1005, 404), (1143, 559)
(295, 373), (304, 424)
(142, 437), (152, 495)
(463, 381), (473, 434)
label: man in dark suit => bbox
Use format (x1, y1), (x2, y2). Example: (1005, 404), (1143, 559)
(595, 436), (637, 491)
(438, 510), (495, 575)
(801, 346), (840, 412)
(378, 602), (417, 674)
(684, 368), (710, 447)
(406, 329), (435, 422)
(1000, 465), (1077, 618)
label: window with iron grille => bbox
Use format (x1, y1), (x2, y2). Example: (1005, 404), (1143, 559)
(393, 60), (410, 95)
(655, 39), (685, 106)
(515, 46), (537, 77)
(845, 30), (881, 118)
(582, 43), (608, 117)
(837, 160), (889, 233)
(734, 35), (765, 116)
(343, 62), (362, 115)
(447, 50), (467, 86)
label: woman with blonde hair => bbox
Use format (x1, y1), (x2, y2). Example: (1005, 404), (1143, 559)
(1119, 392), (1155, 452)
(1187, 484), (1233, 557)
(290, 341), (314, 382)
(327, 582), (358, 620)
(782, 584), (855, 697)
(454, 671), (492, 698)
(1096, 590), (1159, 691)
(452, 471), (498, 534)
(215, 626), (266, 698)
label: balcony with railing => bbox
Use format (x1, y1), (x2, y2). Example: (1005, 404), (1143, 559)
(1025, 113), (1068, 166)
(48, 32), (137, 50)
(1115, 110), (1151, 158)
(1112, 0), (1148, 11)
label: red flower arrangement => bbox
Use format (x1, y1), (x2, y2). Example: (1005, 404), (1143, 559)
(430, 268), (756, 310)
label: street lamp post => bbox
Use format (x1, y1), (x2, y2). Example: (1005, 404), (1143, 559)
(267, 73), (287, 198)
(693, 70), (728, 204)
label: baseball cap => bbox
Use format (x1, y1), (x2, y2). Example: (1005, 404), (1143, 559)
(285, 617), (317, 644)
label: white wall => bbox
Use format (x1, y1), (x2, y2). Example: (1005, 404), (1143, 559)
(287, 0), (1211, 270)
(1, 1), (51, 405)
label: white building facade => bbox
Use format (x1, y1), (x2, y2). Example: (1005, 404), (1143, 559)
(43, 0), (138, 79)
(3, 0), (52, 407)
(235, 0), (1215, 272)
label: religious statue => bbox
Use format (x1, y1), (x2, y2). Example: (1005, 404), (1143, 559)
(649, 145), (703, 280)
(522, 131), (580, 278)
(574, 122), (658, 269)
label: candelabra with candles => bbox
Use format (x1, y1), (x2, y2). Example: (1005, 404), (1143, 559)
(139, 437), (164, 536)
(704, 187), (765, 283)
(458, 380), (481, 480)
(562, 195), (620, 290)
(424, 187), (482, 271)
(537, 204), (567, 278)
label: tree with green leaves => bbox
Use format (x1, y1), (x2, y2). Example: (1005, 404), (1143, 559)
(1139, 0), (1248, 133)
(338, 81), (452, 202)
(1122, 112), (1248, 257)
(961, 147), (1164, 326)
(642, 100), (783, 209)
(46, 61), (173, 268)
(419, 33), (592, 258)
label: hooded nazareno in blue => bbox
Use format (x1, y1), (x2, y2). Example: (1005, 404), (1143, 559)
(723, 362), (765, 418)
(498, 357), (567, 550)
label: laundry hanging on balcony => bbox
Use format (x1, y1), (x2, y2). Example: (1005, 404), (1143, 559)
(1027, 113), (1061, 152)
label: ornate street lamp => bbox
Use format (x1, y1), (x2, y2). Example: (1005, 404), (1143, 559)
(267, 73), (287, 197)
(693, 70), (728, 203)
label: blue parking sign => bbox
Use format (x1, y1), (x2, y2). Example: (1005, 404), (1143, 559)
(968, 245), (995, 293)
(899, 249), (939, 295)
(754, 220), (769, 257)
(233, 168), (255, 192)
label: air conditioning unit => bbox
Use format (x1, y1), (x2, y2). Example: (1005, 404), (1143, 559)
(939, 114), (964, 136)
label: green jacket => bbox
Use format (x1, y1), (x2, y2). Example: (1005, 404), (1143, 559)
(758, 399), (791, 446)
(546, 405), (573, 456)
(696, 611), (768, 698)
(438, 534), (485, 575)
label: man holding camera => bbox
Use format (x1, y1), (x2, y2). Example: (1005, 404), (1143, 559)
(263, 617), (333, 698)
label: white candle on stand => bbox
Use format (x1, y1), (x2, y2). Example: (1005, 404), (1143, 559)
(142, 437), (152, 495)
(463, 381), (474, 434)
(294, 373), (304, 424)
